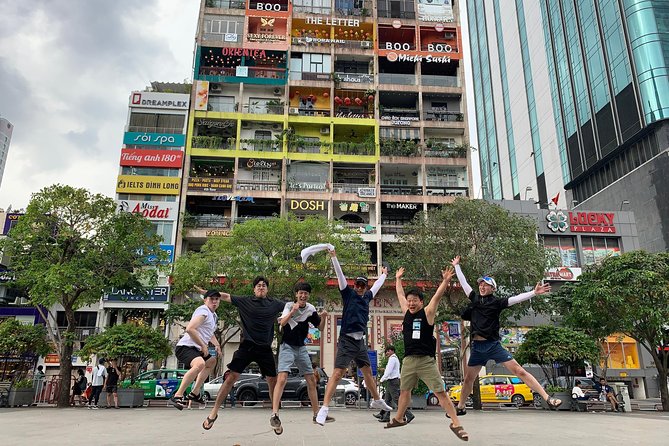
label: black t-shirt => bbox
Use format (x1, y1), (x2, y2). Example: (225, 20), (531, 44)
(231, 295), (286, 346)
(106, 367), (119, 387)
(282, 310), (321, 347)
(77, 376), (87, 392)
(402, 308), (436, 357)
(468, 291), (509, 341)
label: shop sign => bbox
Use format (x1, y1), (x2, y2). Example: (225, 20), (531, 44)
(339, 73), (373, 83)
(425, 43), (453, 53)
(392, 20), (402, 29)
(386, 51), (450, 64)
(144, 244), (174, 264)
(0, 267), (15, 283)
(45, 354), (60, 364)
(546, 211), (616, 233)
(195, 80), (209, 111)
(246, 158), (279, 169)
(255, 1), (288, 12)
(221, 48), (267, 58)
(295, 36), (345, 45)
(338, 202), (369, 213)
(2, 212), (23, 235)
(130, 92), (189, 110)
(358, 187), (376, 198)
(206, 229), (231, 237)
(120, 148), (183, 168)
(116, 175), (181, 195)
(187, 177), (233, 192)
(247, 33), (287, 42)
(543, 267), (582, 281)
(117, 200), (178, 221)
(289, 182), (327, 191)
(335, 111), (369, 119)
(289, 199), (326, 211)
(224, 33), (238, 42)
(381, 116), (420, 126)
(123, 132), (186, 147)
(305, 17), (360, 27)
(435, 23), (444, 32)
(197, 119), (236, 129)
(211, 195), (254, 202)
(417, 1), (455, 23)
(104, 286), (170, 303)
(385, 203), (418, 210)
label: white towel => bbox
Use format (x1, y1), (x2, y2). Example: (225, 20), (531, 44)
(96, 366), (105, 377)
(281, 302), (317, 329)
(300, 243), (334, 264)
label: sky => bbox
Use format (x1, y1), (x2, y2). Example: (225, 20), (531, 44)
(0, 0), (479, 209)
(0, 0), (201, 209)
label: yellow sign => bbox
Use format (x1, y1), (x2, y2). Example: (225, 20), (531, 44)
(619, 372), (628, 377)
(206, 229), (230, 237)
(116, 175), (181, 195)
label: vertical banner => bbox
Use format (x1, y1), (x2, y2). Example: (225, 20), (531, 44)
(195, 80), (209, 111)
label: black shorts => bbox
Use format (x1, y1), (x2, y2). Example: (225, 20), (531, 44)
(175, 345), (207, 368)
(227, 341), (277, 377)
(334, 335), (371, 370)
(106, 385), (118, 393)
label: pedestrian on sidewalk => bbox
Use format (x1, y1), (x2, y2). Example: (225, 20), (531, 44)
(374, 346), (413, 423)
(452, 255), (559, 413)
(314, 249), (393, 425)
(104, 359), (120, 409)
(88, 358), (107, 409)
(70, 369), (86, 406)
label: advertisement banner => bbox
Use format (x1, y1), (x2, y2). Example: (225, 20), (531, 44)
(195, 80), (209, 111)
(2, 212), (23, 235)
(144, 244), (175, 264)
(130, 92), (189, 110)
(123, 132), (186, 147)
(104, 286), (170, 303)
(187, 177), (233, 192)
(116, 175), (181, 195)
(120, 148), (183, 168)
(543, 267), (582, 281)
(117, 200), (178, 221)
(417, 0), (455, 22)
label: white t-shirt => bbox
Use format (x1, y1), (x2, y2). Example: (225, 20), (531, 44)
(92, 365), (107, 386)
(177, 305), (218, 348)
(572, 386), (586, 398)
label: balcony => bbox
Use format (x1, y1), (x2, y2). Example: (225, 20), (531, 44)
(207, 101), (237, 112)
(205, 0), (245, 8)
(377, 10), (415, 19)
(380, 185), (423, 196)
(186, 215), (232, 229)
(425, 186), (468, 197)
(380, 140), (421, 157)
(288, 106), (331, 117)
(127, 125), (183, 134)
(239, 139), (281, 152)
(423, 110), (464, 122)
(332, 142), (375, 156)
(334, 72), (374, 84)
(421, 75), (460, 88)
(381, 224), (408, 234)
(293, 5), (332, 14)
(199, 66), (287, 84)
(334, 1), (370, 17)
(378, 73), (416, 85)
(290, 72), (332, 82)
(236, 180), (281, 191)
(57, 327), (100, 342)
(242, 104), (285, 115)
(191, 136), (236, 150)
(331, 183), (373, 194)
(288, 140), (330, 154)
(424, 142), (468, 158)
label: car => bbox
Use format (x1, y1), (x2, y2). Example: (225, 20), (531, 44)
(336, 378), (360, 405)
(121, 369), (192, 400)
(448, 374), (534, 407)
(202, 373), (260, 403)
(231, 367), (328, 406)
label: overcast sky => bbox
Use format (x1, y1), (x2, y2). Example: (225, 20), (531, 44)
(0, 0), (200, 209)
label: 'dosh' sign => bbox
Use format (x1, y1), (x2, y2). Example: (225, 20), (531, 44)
(120, 149), (183, 168)
(117, 200), (178, 221)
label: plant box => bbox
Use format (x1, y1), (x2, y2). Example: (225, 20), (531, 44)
(115, 388), (144, 408)
(409, 394), (427, 410)
(8, 388), (35, 407)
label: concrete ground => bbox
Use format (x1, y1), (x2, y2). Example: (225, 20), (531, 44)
(1, 406), (667, 446)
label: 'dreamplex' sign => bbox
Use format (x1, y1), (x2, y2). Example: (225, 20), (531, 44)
(117, 200), (178, 221)
(130, 92), (189, 110)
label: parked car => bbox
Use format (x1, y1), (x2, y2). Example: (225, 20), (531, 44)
(337, 378), (359, 405)
(202, 373), (260, 403)
(121, 369), (191, 399)
(448, 374), (533, 407)
(231, 367), (328, 405)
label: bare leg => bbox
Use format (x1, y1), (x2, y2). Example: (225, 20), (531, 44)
(267, 376), (277, 404)
(393, 389), (412, 422)
(175, 357), (206, 398)
(191, 356), (216, 397)
(113, 392), (119, 408)
(304, 373), (319, 416)
(457, 365), (483, 409)
(502, 359), (550, 401)
(321, 368), (345, 406)
(205, 371), (240, 427)
(271, 372), (289, 414)
(435, 391), (462, 427)
(360, 366), (382, 401)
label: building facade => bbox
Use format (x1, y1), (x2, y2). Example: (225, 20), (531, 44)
(0, 117), (13, 189)
(467, 0), (669, 252)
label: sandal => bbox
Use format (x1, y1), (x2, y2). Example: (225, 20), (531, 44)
(546, 397), (562, 410)
(186, 392), (206, 404)
(202, 414), (218, 430)
(449, 424), (469, 442)
(384, 418), (407, 429)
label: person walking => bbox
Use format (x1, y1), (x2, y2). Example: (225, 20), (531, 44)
(314, 249), (393, 426)
(452, 255), (560, 413)
(384, 267), (468, 441)
(269, 282), (330, 435)
(373, 346), (413, 423)
(88, 358), (107, 409)
(202, 276), (286, 431)
(104, 359), (120, 409)
(170, 289), (222, 410)
(70, 369), (86, 406)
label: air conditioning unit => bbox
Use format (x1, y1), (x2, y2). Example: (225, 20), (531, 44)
(210, 83), (222, 93)
(272, 123), (282, 130)
(241, 122), (252, 129)
(444, 32), (455, 40)
(289, 107), (300, 115)
(8, 296), (29, 305)
(320, 127), (330, 135)
(360, 41), (372, 49)
(273, 87), (283, 96)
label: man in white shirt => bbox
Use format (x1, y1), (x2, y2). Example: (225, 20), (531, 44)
(374, 346), (414, 423)
(572, 380), (588, 400)
(88, 358), (107, 409)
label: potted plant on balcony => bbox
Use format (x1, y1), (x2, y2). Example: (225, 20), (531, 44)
(515, 325), (600, 410)
(80, 323), (172, 408)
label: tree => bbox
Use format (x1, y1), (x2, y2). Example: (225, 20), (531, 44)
(0, 184), (165, 407)
(553, 251), (669, 411)
(0, 319), (51, 381)
(80, 324), (172, 383)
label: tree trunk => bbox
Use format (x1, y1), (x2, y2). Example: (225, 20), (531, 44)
(472, 378), (482, 410)
(658, 367), (669, 412)
(57, 308), (76, 408)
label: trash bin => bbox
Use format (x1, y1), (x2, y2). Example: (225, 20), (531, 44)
(611, 382), (631, 413)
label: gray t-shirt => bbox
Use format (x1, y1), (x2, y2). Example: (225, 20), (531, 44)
(231, 295), (286, 346)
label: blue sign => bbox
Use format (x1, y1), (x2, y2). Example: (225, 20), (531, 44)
(104, 286), (170, 303)
(357, 350), (378, 377)
(123, 132), (185, 147)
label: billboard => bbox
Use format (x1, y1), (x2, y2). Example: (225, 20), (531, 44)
(117, 200), (178, 221)
(120, 148), (183, 168)
(417, 0), (454, 22)
(2, 212), (23, 235)
(129, 92), (189, 110)
(104, 286), (170, 303)
(123, 132), (186, 147)
(116, 175), (181, 195)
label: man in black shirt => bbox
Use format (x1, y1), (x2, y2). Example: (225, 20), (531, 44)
(269, 282), (329, 435)
(104, 359), (120, 409)
(385, 266), (468, 441)
(452, 255), (559, 413)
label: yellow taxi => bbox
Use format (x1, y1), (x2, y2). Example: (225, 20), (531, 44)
(448, 374), (534, 407)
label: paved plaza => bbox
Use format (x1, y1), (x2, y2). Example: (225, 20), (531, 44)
(1, 405), (667, 446)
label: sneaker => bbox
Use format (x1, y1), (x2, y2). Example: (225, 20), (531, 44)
(91, 405), (98, 410)
(405, 412), (415, 424)
(373, 412), (384, 419)
(370, 399), (393, 412)
(270, 413), (283, 435)
(313, 415), (335, 424)
(169, 395), (184, 411)
(315, 406), (329, 426)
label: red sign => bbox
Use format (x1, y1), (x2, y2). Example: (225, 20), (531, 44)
(568, 212), (616, 233)
(120, 149), (183, 168)
(45, 354), (59, 364)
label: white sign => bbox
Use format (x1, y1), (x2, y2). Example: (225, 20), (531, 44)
(235, 66), (249, 77)
(385, 203), (419, 210)
(543, 267), (582, 281)
(117, 200), (178, 221)
(358, 187), (377, 198)
(381, 116), (420, 126)
(417, 1), (455, 23)
(224, 33), (238, 42)
(386, 52), (451, 63)
(130, 92), (189, 110)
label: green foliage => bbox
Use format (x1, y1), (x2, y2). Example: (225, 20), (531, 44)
(0, 319), (51, 358)
(13, 379), (35, 389)
(515, 325), (600, 390)
(380, 139), (420, 157)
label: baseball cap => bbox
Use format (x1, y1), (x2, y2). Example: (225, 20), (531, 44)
(204, 289), (222, 299)
(354, 276), (368, 286)
(477, 276), (497, 290)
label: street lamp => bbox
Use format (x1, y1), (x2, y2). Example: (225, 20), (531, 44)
(619, 200), (630, 211)
(524, 186), (533, 200)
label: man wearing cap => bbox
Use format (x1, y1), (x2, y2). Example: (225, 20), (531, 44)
(314, 249), (393, 425)
(170, 289), (222, 410)
(451, 255), (559, 413)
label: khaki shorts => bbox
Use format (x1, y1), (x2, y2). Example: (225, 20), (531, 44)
(400, 356), (445, 393)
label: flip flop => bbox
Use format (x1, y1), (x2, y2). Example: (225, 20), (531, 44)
(449, 424), (469, 442)
(202, 414), (218, 430)
(384, 418), (407, 429)
(546, 397), (562, 410)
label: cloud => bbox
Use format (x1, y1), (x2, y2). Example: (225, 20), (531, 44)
(0, 0), (199, 207)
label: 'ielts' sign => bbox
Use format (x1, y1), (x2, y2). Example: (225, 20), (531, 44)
(120, 149), (183, 168)
(569, 212), (616, 233)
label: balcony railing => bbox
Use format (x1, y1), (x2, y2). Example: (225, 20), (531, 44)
(242, 104), (285, 115)
(380, 185), (423, 196)
(381, 224), (408, 234)
(378, 73), (416, 85)
(127, 126), (184, 134)
(377, 10), (415, 19)
(423, 110), (464, 122)
(334, 72), (374, 84)
(206, 101), (237, 112)
(192, 136), (236, 150)
(205, 0), (245, 9)
(380, 140), (421, 157)
(288, 141), (330, 154)
(424, 144), (468, 158)
(332, 142), (375, 156)
(235, 180), (281, 191)
(203, 32), (240, 42)
(239, 139), (281, 152)
(331, 183), (373, 194)
(293, 5), (332, 14)
(57, 327), (100, 341)
(425, 186), (469, 197)
(189, 216), (232, 228)
(290, 71), (332, 81)
(199, 66), (287, 80)
(421, 75), (460, 88)
(288, 107), (331, 117)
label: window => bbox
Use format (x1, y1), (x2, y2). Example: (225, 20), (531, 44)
(542, 235), (578, 267)
(254, 130), (272, 140)
(601, 335), (639, 369)
(581, 237), (620, 266)
(480, 377), (494, 386)
(56, 311), (97, 327)
(121, 167), (179, 177)
(128, 113), (185, 134)
(149, 221), (174, 244)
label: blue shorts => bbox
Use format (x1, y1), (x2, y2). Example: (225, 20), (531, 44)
(468, 340), (513, 366)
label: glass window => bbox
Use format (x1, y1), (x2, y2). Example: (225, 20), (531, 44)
(149, 221), (174, 244)
(480, 377), (494, 386)
(581, 237), (620, 266)
(543, 235), (578, 267)
(121, 167), (179, 177)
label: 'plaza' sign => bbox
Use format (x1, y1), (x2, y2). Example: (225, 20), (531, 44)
(546, 211), (616, 233)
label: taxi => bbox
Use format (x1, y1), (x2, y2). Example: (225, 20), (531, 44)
(448, 374), (533, 407)
(121, 369), (192, 399)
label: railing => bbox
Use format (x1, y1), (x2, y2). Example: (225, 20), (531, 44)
(423, 110), (464, 122)
(289, 107), (331, 117)
(334, 72), (374, 84)
(239, 139), (281, 152)
(234, 216), (276, 224)
(331, 183), (373, 194)
(381, 224), (409, 235)
(127, 126), (183, 134)
(199, 66), (287, 80)
(425, 186), (469, 197)
(378, 73), (416, 85)
(293, 6), (332, 14)
(33, 376), (62, 406)
(203, 32), (240, 42)
(424, 146), (467, 158)
(192, 136), (236, 150)
(205, 0), (245, 9)
(235, 180), (281, 191)
(421, 75), (460, 88)
(241, 104), (285, 115)
(57, 327), (100, 341)
(380, 185), (423, 196)
(287, 182), (328, 192)
(380, 141), (421, 157)
(190, 216), (232, 228)
(332, 142), (375, 156)
(334, 3), (370, 17)
(206, 101), (237, 112)
(377, 10), (415, 19)
(288, 141), (330, 154)
(291, 72), (332, 81)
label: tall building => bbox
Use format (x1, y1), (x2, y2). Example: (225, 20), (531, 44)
(176, 0), (472, 371)
(0, 117), (13, 189)
(467, 0), (669, 252)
